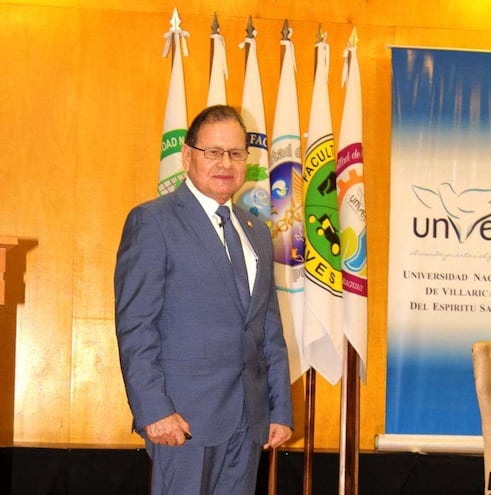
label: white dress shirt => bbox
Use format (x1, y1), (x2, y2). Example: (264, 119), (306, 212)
(185, 179), (257, 293)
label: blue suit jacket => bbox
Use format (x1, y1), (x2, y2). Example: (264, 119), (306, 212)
(114, 182), (293, 446)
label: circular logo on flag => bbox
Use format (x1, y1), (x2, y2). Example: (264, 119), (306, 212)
(270, 161), (304, 267)
(304, 135), (342, 293)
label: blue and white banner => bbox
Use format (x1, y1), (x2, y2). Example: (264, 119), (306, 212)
(386, 47), (491, 436)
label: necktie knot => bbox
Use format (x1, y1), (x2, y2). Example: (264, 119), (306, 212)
(216, 205), (231, 224)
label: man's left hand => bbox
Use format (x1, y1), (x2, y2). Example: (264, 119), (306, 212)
(263, 423), (292, 450)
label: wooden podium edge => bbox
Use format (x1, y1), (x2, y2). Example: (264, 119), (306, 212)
(0, 236), (19, 305)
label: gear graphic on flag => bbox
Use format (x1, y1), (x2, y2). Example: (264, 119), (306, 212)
(337, 168), (364, 205)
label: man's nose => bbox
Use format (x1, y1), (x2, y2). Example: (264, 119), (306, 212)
(218, 151), (234, 166)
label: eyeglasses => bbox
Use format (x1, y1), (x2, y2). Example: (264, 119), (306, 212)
(188, 145), (249, 162)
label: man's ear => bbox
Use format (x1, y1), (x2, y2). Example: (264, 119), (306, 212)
(181, 143), (191, 172)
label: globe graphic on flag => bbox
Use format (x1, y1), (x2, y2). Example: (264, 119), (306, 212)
(271, 179), (288, 199)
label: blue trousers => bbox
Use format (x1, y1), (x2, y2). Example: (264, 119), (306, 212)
(146, 407), (262, 495)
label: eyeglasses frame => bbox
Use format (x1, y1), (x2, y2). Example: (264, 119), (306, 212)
(187, 144), (249, 162)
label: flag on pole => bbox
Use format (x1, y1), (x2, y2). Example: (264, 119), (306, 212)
(207, 13), (228, 106)
(158, 8), (189, 196)
(235, 18), (270, 224)
(270, 21), (306, 383)
(303, 30), (344, 385)
(336, 28), (368, 380)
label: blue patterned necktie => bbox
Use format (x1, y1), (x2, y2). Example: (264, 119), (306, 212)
(216, 205), (250, 312)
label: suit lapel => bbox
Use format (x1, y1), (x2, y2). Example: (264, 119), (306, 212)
(233, 206), (268, 320)
(175, 183), (245, 317)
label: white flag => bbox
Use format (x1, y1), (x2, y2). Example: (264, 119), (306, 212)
(337, 28), (368, 380)
(235, 27), (271, 224)
(270, 28), (306, 383)
(303, 35), (344, 385)
(158, 8), (189, 196)
(207, 30), (228, 106)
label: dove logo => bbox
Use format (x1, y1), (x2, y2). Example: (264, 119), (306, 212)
(412, 183), (491, 243)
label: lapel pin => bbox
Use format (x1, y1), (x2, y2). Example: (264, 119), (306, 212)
(247, 221), (253, 228)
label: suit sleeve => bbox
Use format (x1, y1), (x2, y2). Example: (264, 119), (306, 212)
(261, 232), (294, 429)
(114, 205), (175, 431)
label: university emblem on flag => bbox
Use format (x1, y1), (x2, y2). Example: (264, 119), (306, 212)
(235, 132), (270, 219)
(158, 128), (187, 195)
(337, 142), (367, 295)
(304, 135), (342, 294)
(160, 129), (186, 161)
(270, 160), (304, 267)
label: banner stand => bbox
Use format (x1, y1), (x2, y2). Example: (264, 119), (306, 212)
(375, 434), (483, 454)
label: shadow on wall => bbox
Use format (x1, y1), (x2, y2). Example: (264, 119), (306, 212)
(0, 238), (38, 446)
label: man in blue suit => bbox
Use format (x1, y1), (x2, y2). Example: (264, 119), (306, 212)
(115, 105), (293, 495)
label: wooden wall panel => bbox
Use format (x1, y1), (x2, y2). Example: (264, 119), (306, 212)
(0, 0), (490, 451)
(70, 7), (171, 447)
(73, 8), (164, 321)
(0, 4), (79, 444)
(70, 318), (135, 444)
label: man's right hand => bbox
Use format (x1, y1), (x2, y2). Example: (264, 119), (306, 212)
(145, 413), (191, 446)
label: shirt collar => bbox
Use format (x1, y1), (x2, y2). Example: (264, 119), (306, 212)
(185, 178), (233, 220)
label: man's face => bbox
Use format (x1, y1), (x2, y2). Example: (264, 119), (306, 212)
(182, 119), (247, 204)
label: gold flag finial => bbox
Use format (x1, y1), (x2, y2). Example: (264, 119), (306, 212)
(211, 12), (220, 34)
(316, 24), (327, 44)
(245, 16), (255, 39)
(348, 27), (359, 47)
(281, 19), (291, 40)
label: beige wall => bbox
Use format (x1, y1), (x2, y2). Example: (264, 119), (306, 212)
(0, 0), (490, 450)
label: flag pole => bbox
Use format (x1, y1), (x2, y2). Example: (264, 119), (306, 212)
(302, 25), (327, 495)
(244, 16), (253, 70)
(268, 448), (278, 495)
(209, 13), (218, 81)
(280, 19), (289, 67)
(159, 7), (189, 196)
(239, 19), (278, 490)
(337, 28), (364, 495)
(267, 20), (293, 495)
(265, 18), (290, 495)
(168, 8), (179, 63)
(338, 340), (360, 495)
(270, 17), (304, 494)
(303, 367), (316, 495)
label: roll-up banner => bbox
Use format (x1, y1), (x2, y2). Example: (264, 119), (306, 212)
(385, 47), (491, 445)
